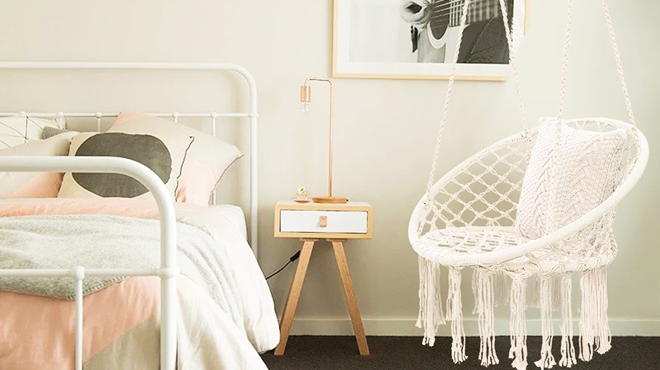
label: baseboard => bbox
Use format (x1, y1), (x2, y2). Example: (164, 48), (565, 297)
(289, 318), (660, 336)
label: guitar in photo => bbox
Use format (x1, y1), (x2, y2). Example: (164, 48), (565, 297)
(400, 0), (516, 64)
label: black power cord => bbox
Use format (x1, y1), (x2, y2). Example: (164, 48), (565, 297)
(265, 250), (301, 280)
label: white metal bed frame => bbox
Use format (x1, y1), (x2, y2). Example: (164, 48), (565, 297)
(0, 62), (260, 370)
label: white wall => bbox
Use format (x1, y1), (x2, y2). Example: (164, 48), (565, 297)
(0, 0), (658, 336)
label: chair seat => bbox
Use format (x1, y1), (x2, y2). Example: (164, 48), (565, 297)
(415, 226), (614, 272)
(420, 226), (528, 254)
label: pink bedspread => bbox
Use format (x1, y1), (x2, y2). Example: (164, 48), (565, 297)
(0, 198), (278, 370)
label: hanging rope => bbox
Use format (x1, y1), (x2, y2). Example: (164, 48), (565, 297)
(601, 0), (636, 126)
(424, 0), (472, 201)
(557, 0), (574, 120)
(424, 0), (529, 201)
(558, 0), (636, 126)
(497, 0), (528, 133)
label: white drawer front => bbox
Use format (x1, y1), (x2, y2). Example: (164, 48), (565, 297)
(280, 210), (368, 234)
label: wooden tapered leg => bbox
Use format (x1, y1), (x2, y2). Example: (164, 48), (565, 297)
(331, 240), (370, 355)
(274, 240), (315, 355)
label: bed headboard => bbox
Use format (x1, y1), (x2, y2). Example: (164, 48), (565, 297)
(0, 62), (260, 258)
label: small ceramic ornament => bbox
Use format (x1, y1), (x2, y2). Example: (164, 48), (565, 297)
(293, 186), (311, 203)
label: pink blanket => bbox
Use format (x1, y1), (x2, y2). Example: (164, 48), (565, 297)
(0, 198), (278, 370)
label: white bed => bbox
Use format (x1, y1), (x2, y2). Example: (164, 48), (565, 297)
(210, 204), (248, 240)
(0, 62), (277, 370)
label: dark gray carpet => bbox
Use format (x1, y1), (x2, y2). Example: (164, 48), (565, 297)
(262, 336), (660, 370)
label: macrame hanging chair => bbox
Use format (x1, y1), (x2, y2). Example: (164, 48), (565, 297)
(409, 0), (649, 369)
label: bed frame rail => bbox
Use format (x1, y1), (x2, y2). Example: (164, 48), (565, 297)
(0, 62), (260, 258)
(0, 155), (178, 370)
(0, 62), (260, 370)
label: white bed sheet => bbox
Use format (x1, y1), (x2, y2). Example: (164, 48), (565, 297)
(209, 204), (247, 240)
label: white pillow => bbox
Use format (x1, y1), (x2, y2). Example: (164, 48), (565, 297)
(515, 117), (626, 239)
(0, 116), (64, 149)
(108, 113), (243, 206)
(0, 132), (77, 198)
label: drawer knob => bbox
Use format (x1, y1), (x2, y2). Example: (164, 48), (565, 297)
(319, 216), (328, 228)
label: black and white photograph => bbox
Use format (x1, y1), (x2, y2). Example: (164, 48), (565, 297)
(333, 0), (528, 80)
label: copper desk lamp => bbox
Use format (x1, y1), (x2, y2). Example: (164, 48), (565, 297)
(300, 77), (348, 204)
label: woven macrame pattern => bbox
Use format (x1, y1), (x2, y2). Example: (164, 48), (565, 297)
(409, 0), (648, 368)
(410, 118), (645, 369)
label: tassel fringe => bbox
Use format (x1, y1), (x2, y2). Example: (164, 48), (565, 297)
(559, 273), (577, 367)
(509, 277), (528, 370)
(579, 267), (611, 362)
(527, 274), (540, 309)
(526, 274), (562, 311)
(473, 270), (510, 311)
(534, 275), (557, 369)
(495, 271), (511, 307)
(448, 267), (467, 363)
(415, 263), (611, 369)
(552, 273), (562, 311)
(475, 269), (499, 366)
(416, 257), (444, 346)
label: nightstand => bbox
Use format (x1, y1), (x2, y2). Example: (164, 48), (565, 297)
(273, 200), (373, 356)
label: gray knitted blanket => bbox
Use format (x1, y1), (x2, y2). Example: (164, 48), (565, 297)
(0, 214), (243, 326)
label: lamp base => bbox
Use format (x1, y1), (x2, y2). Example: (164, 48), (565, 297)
(313, 196), (348, 204)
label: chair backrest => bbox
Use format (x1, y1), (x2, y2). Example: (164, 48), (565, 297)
(409, 117), (648, 246)
(409, 128), (536, 241)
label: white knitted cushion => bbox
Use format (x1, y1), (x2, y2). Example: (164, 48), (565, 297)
(515, 117), (626, 239)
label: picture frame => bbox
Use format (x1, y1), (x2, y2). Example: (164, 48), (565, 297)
(332, 0), (529, 81)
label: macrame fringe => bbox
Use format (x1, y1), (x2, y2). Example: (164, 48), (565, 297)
(527, 274), (540, 309)
(509, 277), (528, 370)
(416, 256), (445, 346)
(579, 267), (611, 362)
(474, 270), (510, 311)
(552, 273), (562, 311)
(447, 267), (467, 363)
(416, 265), (611, 368)
(559, 273), (577, 367)
(495, 271), (511, 306)
(475, 270), (499, 366)
(534, 275), (557, 369)
(526, 273), (562, 311)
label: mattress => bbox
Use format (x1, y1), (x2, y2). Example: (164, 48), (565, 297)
(209, 204), (247, 240)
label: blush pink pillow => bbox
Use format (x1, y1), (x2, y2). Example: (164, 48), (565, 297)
(176, 159), (223, 205)
(110, 113), (243, 206)
(9, 173), (65, 198)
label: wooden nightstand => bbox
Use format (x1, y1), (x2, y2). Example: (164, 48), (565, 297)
(273, 200), (373, 356)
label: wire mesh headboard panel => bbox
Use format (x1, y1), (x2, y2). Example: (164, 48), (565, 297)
(0, 62), (260, 258)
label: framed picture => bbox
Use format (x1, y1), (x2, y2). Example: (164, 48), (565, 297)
(332, 0), (529, 81)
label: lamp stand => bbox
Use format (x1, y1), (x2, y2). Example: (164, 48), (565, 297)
(301, 77), (348, 204)
(313, 196), (349, 204)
